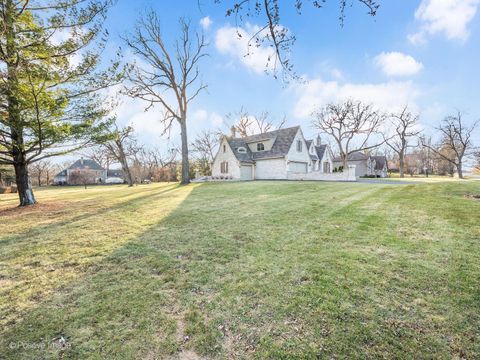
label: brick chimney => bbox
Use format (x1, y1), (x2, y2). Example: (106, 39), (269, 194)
(230, 126), (237, 138)
(316, 134), (321, 146)
(80, 157), (84, 165)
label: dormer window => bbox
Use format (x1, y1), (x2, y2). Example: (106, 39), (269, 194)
(237, 147), (247, 153)
(257, 143), (265, 151)
(296, 140), (302, 152)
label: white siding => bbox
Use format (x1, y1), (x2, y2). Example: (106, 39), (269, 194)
(288, 161), (308, 173)
(255, 158), (286, 179)
(286, 128), (312, 172)
(212, 138), (241, 179)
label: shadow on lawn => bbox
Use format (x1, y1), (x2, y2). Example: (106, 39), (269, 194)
(0, 183), (236, 359)
(0, 184), (181, 249)
(2, 181), (479, 359)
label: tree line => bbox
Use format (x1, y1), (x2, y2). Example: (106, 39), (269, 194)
(1, 1), (478, 207)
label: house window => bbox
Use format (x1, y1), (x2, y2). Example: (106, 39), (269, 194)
(257, 143), (265, 151)
(296, 140), (302, 152)
(323, 162), (331, 173)
(223, 144), (226, 153)
(220, 161), (228, 174)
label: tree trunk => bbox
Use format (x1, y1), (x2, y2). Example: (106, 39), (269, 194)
(6, 0), (35, 206)
(14, 161), (36, 206)
(456, 162), (464, 179)
(122, 160), (134, 187)
(115, 140), (134, 187)
(399, 152), (405, 178)
(180, 118), (190, 184)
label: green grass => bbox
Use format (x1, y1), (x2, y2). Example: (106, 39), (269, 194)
(1, 180), (479, 359)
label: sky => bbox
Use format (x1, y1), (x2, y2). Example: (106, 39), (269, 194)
(70, 0), (480, 163)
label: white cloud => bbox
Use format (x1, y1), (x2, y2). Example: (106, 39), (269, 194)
(200, 16), (212, 30)
(409, 0), (480, 44)
(215, 24), (277, 74)
(292, 77), (421, 118)
(193, 109), (208, 122)
(210, 112), (224, 127)
(374, 52), (423, 77)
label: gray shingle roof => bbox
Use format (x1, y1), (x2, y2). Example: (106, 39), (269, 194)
(68, 158), (104, 171)
(107, 169), (124, 178)
(372, 156), (387, 170)
(314, 145), (327, 161)
(227, 126), (300, 162)
(54, 169), (67, 177)
(310, 154), (319, 161)
(333, 151), (370, 162)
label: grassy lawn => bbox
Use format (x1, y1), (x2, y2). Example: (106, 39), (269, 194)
(1, 180), (479, 359)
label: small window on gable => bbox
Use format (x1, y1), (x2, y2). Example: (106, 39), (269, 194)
(237, 147), (246, 153)
(297, 140), (302, 152)
(220, 161), (228, 174)
(223, 144), (226, 153)
(257, 143), (265, 151)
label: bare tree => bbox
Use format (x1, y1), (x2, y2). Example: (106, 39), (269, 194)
(81, 147), (115, 171)
(29, 160), (54, 186)
(474, 151), (480, 175)
(216, 0), (379, 78)
(384, 105), (421, 178)
(124, 12), (207, 184)
(422, 112), (479, 179)
(94, 125), (138, 186)
(312, 100), (386, 168)
(224, 107), (286, 137)
(191, 130), (219, 163)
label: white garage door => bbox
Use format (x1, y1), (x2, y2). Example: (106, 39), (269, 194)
(289, 161), (308, 173)
(255, 159), (286, 179)
(240, 165), (253, 180)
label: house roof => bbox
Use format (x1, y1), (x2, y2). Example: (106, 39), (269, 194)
(54, 169), (67, 177)
(372, 156), (387, 170)
(305, 140), (313, 149)
(226, 126), (300, 162)
(314, 145), (327, 161)
(107, 169), (124, 178)
(333, 151), (370, 162)
(68, 158), (104, 171)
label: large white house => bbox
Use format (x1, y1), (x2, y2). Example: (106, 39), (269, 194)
(212, 126), (334, 180)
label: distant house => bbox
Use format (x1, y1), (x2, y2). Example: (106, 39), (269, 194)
(106, 169), (125, 184)
(211, 126), (334, 180)
(53, 158), (125, 185)
(333, 152), (388, 178)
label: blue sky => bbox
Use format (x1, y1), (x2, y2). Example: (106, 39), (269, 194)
(78, 0), (480, 158)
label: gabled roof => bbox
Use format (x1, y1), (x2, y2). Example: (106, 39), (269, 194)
(68, 158), (104, 171)
(314, 145), (327, 161)
(372, 156), (387, 170)
(54, 169), (67, 177)
(226, 126), (300, 162)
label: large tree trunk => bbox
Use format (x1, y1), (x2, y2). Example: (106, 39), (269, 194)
(180, 118), (190, 185)
(399, 152), (405, 178)
(456, 162), (464, 179)
(14, 160), (36, 206)
(114, 140), (134, 187)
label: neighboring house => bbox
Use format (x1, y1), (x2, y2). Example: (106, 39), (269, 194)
(333, 152), (388, 178)
(54, 158), (127, 185)
(211, 126), (334, 180)
(106, 169), (125, 184)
